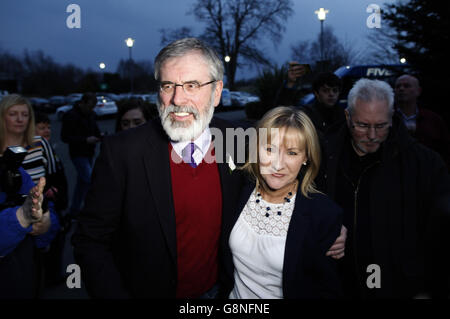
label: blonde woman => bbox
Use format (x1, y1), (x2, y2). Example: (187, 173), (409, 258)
(0, 94), (60, 240)
(0, 94), (61, 297)
(220, 106), (343, 298)
(0, 94), (57, 184)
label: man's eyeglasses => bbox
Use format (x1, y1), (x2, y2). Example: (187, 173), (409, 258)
(349, 115), (390, 133)
(159, 80), (216, 95)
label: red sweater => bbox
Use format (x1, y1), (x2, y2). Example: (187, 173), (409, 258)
(169, 144), (222, 298)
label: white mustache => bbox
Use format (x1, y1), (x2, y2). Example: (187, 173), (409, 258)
(164, 105), (199, 120)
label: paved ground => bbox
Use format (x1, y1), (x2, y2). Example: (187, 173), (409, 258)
(41, 109), (247, 299)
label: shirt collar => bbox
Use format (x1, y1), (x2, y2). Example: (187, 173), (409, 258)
(397, 106), (418, 121)
(171, 127), (212, 163)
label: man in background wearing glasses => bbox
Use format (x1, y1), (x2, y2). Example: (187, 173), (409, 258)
(319, 78), (450, 299)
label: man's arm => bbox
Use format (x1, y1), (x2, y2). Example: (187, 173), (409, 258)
(274, 61), (307, 107)
(71, 137), (131, 298)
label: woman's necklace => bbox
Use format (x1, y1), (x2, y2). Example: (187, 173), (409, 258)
(256, 180), (298, 217)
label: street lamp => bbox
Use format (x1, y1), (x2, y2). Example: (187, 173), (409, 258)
(99, 63), (106, 91)
(315, 8), (329, 62)
(224, 56), (231, 87)
(125, 37), (135, 92)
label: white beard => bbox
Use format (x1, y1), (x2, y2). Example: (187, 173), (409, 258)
(157, 93), (215, 142)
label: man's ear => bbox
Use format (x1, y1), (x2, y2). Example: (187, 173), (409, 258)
(344, 109), (351, 128)
(213, 80), (224, 108)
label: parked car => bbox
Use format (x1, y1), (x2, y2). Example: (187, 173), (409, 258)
(48, 96), (67, 111)
(128, 94), (157, 103)
(0, 90), (9, 99)
(230, 91), (260, 107)
(66, 93), (83, 104)
(138, 93), (158, 104)
(29, 97), (53, 113)
(103, 93), (120, 101)
(56, 96), (118, 120)
(221, 88), (232, 107)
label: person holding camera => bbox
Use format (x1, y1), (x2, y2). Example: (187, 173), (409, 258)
(275, 63), (345, 136)
(0, 146), (60, 298)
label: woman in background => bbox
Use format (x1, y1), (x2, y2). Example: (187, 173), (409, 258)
(115, 98), (151, 132)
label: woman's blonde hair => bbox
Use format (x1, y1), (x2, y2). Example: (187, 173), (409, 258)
(0, 94), (35, 151)
(242, 106), (321, 197)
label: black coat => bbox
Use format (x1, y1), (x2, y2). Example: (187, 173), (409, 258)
(320, 116), (450, 298)
(219, 178), (343, 298)
(71, 117), (244, 298)
(60, 106), (101, 159)
(300, 102), (346, 136)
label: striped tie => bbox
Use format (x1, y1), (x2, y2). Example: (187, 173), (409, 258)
(182, 142), (197, 168)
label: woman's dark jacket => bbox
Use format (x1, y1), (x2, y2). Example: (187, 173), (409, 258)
(219, 176), (343, 299)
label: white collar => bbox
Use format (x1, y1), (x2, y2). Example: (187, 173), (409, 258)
(171, 128), (212, 165)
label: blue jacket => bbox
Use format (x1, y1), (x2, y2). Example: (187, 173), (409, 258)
(0, 167), (59, 257)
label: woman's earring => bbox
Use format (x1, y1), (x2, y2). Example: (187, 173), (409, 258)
(303, 162), (308, 166)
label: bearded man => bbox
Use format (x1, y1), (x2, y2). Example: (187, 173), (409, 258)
(71, 38), (247, 298)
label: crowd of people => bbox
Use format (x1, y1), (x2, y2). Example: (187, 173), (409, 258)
(0, 37), (449, 299)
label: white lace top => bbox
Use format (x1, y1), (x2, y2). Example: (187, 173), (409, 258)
(229, 188), (296, 299)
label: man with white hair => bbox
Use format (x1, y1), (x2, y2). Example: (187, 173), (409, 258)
(320, 78), (450, 298)
(72, 38), (245, 298)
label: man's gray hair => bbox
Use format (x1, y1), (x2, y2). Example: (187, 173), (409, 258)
(154, 37), (224, 82)
(347, 78), (394, 115)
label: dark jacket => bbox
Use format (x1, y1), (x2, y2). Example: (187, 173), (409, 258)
(61, 105), (101, 159)
(300, 101), (346, 136)
(219, 177), (343, 299)
(274, 83), (305, 107)
(320, 115), (450, 298)
(71, 117), (244, 298)
(396, 107), (450, 171)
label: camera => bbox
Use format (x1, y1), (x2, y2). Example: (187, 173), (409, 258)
(0, 146), (28, 210)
